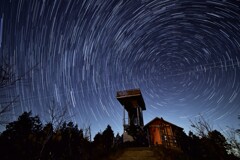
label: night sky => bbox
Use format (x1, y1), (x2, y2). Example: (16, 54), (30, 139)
(0, 0), (240, 137)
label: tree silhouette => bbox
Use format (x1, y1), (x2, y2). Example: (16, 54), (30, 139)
(39, 121), (91, 160)
(0, 111), (92, 160)
(93, 125), (114, 159)
(102, 125), (114, 151)
(209, 130), (230, 150)
(0, 112), (42, 160)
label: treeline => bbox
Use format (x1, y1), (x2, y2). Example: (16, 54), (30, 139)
(174, 130), (239, 160)
(170, 116), (240, 160)
(0, 112), (119, 160)
(0, 111), (239, 160)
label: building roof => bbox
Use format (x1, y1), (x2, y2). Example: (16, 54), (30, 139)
(144, 117), (183, 130)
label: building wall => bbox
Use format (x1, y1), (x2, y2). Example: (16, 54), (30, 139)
(147, 120), (178, 147)
(149, 126), (162, 145)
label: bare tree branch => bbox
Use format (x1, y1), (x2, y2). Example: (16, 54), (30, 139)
(189, 115), (213, 138)
(46, 99), (70, 130)
(0, 95), (19, 125)
(40, 99), (71, 158)
(0, 59), (39, 125)
(225, 126), (240, 157)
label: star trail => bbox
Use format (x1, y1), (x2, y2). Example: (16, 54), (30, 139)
(0, 0), (240, 136)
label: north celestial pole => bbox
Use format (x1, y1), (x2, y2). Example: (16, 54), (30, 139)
(0, 0), (240, 136)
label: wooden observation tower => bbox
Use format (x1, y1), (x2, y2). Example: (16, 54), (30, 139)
(116, 89), (146, 142)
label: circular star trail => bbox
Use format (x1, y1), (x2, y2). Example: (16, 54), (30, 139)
(0, 0), (240, 135)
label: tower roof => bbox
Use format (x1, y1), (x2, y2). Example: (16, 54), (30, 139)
(116, 88), (146, 110)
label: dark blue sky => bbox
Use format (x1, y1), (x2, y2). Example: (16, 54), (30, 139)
(0, 0), (240, 136)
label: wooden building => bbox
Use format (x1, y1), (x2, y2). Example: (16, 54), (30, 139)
(144, 117), (183, 148)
